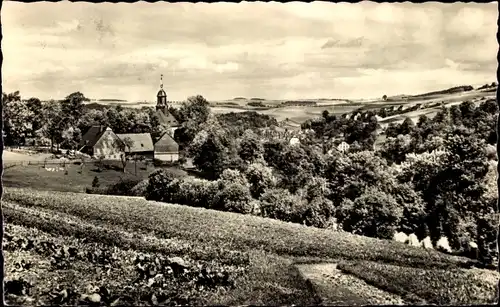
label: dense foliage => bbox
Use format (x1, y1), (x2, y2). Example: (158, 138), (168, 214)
(3, 89), (498, 268)
(146, 97), (499, 268)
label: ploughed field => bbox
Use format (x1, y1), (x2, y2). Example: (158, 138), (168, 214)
(2, 187), (499, 305)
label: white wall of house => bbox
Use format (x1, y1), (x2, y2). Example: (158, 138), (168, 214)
(93, 130), (124, 160)
(155, 153), (179, 162)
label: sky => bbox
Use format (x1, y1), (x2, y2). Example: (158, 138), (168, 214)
(2, 1), (498, 102)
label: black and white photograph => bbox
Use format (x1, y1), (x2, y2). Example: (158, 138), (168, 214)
(1, 1), (499, 305)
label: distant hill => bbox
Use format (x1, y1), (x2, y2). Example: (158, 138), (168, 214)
(98, 99), (128, 103)
(83, 102), (135, 111)
(413, 85), (474, 98)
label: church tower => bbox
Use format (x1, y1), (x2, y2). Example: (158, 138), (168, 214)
(156, 74), (167, 113)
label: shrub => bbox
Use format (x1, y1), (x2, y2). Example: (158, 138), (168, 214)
(300, 196), (336, 228)
(244, 162), (277, 198)
(218, 169), (249, 188)
(92, 176), (100, 188)
(259, 188), (303, 223)
(176, 177), (218, 209)
(211, 182), (253, 214)
(105, 178), (144, 196)
(146, 170), (178, 201)
(391, 184), (426, 238)
(85, 187), (108, 195)
(130, 179), (149, 197)
(477, 214), (499, 268)
(337, 187), (403, 239)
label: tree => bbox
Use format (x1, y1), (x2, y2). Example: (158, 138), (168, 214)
(259, 188), (304, 223)
(382, 95), (388, 101)
(189, 123), (233, 180)
(325, 150), (392, 202)
(449, 105), (462, 126)
(275, 143), (315, 193)
(322, 110), (330, 120)
(212, 169), (253, 214)
(61, 92), (89, 127)
(174, 95), (211, 149)
(337, 187), (403, 239)
(398, 117), (415, 136)
(244, 162), (277, 198)
(238, 129), (264, 164)
(2, 97), (34, 145)
(26, 97), (44, 133)
(61, 126), (82, 150)
(113, 137), (133, 172)
(42, 100), (67, 151)
(263, 139), (287, 168)
(379, 134), (412, 165)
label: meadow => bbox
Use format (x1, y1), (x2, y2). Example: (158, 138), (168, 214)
(3, 187), (499, 305)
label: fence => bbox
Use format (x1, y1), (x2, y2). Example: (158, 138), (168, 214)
(3, 160), (92, 168)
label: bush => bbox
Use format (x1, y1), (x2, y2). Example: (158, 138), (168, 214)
(477, 214), (499, 268)
(218, 169), (249, 188)
(391, 184), (426, 238)
(130, 179), (149, 197)
(259, 188), (304, 223)
(337, 188), (403, 239)
(211, 182), (253, 214)
(106, 178), (144, 196)
(92, 176), (100, 188)
(85, 187), (108, 195)
(301, 196), (336, 228)
(176, 177), (218, 209)
(244, 162), (277, 198)
(146, 170), (178, 201)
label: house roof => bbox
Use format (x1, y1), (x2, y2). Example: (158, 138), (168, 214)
(156, 109), (179, 127)
(154, 132), (179, 153)
(79, 126), (110, 148)
(116, 133), (154, 153)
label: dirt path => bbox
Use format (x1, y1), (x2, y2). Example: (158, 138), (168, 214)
(296, 263), (404, 306)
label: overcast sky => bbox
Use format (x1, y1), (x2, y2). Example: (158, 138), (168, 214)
(2, 1), (498, 102)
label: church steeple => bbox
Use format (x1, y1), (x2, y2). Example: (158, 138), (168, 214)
(156, 74), (167, 112)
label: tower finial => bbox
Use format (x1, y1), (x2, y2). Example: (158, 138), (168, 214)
(160, 74), (163, 89)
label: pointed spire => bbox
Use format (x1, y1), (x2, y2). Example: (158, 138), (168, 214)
(160, 74), (163, 89)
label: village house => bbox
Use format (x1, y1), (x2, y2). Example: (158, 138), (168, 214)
(116, 133), (154, 160)
(154, 131), (179, 162)
(78, 126), (124, 160)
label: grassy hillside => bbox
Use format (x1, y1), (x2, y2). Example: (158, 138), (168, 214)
(2, 160), (186, 193)
(3, 187), (498, 305)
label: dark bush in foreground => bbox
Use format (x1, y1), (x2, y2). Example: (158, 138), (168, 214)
(130, 179), (149, 197)
(477, 213), (499, 269)
(301, 196), (336, 228)
(146, 170), (178, 201)
(337, 188), (403, 239)
(212, 182), (253, 214)
(259, 188), (304, 223)
(106, 178), (144, 196)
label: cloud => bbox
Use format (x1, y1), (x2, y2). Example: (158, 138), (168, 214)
(2, 2), (497, 101)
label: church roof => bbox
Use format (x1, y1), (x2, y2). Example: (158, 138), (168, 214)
(156, 109), (179, 127)
(116, 133), (154, 153)
(157, 89), (167, 97)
